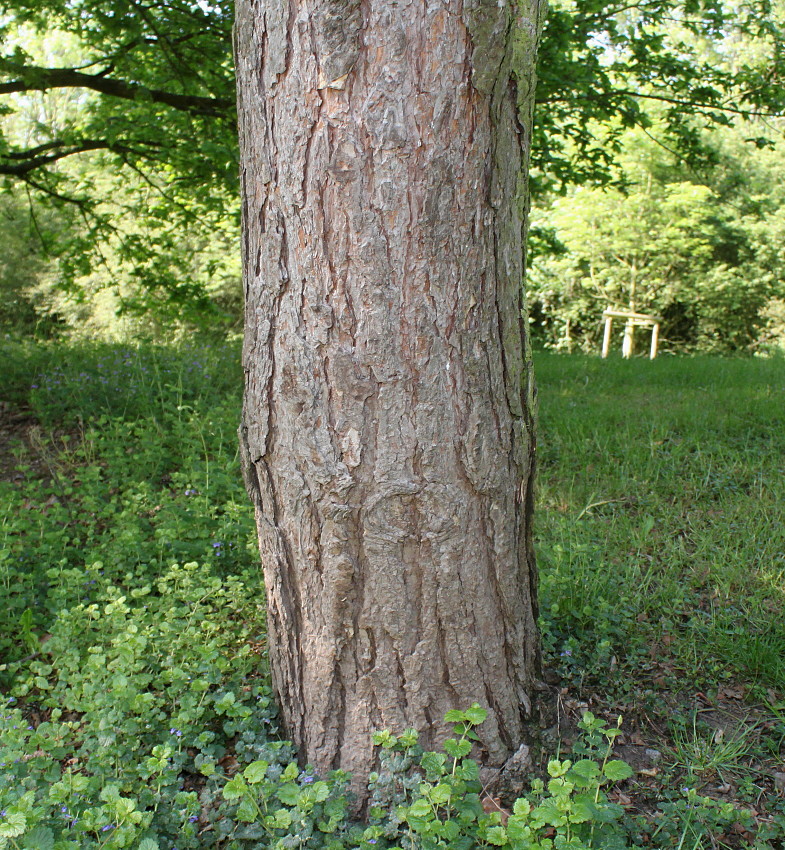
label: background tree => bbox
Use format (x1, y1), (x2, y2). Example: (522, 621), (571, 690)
(528, 115), (785, 353)
(235, 0), (544, 794)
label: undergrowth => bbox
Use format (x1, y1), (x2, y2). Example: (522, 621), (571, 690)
(0, 340), (783, 849)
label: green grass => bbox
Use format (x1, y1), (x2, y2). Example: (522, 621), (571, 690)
(1, 342), (784, 849)
(535, 352), (785, 695)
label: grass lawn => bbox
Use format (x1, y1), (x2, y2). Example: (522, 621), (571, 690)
(0, 339), (783, 848)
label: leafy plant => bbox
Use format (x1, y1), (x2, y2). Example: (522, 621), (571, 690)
(364, 707), (633, 850)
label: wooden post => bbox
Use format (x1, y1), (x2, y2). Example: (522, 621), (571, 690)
(650, 322), (659, 359)
(601, 315), (613, 358)
(622, 320), (634, 358)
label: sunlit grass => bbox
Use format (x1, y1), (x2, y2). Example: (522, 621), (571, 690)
(535, 351), (785, 692)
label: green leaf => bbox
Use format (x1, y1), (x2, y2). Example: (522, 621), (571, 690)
(407, 799), (432, 818)
(269, 809), (292, 829)
(0, 813), (26, 839)
(137, 840), (160, 850)
(372, 730), (396, 748)
(399, 728), (419, 748)
(100, 784), (121, 802)
(547, 759), (571, 778)
(243, 760), (269, 783)
(276, 782), (299, 806)
(506, 815), (532, 843)
(316, 814), (342, 833)
(602, 760), (633, 781)
(22, 827), (53, 850)
(568, 799), (596, 823)
(236, 798), (258, 822)
(420, 751), (447, 776)
(485, 825), (509, 845)
(443, 738), (472, 758)
(464, 704), (488, 725)
(512, 798), (531, 817)
(531, 799), (568, 829)
(282, 762), (299, 782)
(436, 818), (461, 840)
(567, 759), (600, 786)
(428, 783), (452, 805)
(310, 781), (330, 803)
(222, 776), (248, 800)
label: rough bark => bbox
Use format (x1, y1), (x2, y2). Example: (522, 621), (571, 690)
(235, 0), (545, 794)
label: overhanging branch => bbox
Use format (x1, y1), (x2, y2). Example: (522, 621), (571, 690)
(0, 138), (165, 176)
(0, 63), (233, 117)
(537, 85), (784, 119)
(0, 140), (112, 175)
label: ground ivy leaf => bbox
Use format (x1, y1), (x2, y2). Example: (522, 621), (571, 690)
(603, 760), (633, 781)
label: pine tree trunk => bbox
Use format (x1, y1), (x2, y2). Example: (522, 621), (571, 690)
(235, 0), (545, 794)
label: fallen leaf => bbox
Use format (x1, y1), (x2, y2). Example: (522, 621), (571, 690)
(481, 797), (510, 825)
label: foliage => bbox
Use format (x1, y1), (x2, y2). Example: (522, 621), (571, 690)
(0, 192), (71, 337)
(0, 14), (240, 332)
(364, 707), (633, 850)
(0, 564), (277, 849)
(0, 1), (236, 194)
(648, 787), (758, 849)
(0, 338), (250, 666)
(1, 693), (637, 850)
(535, 352), (785, 697)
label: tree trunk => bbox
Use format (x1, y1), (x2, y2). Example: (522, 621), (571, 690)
(235, 0), (545, 794)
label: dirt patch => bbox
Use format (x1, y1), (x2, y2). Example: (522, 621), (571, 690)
(0, 402), (84, 484)
(0, 401), (42, 482)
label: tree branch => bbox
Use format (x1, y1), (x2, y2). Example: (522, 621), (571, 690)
(0, 140), (112, 175)
(537, 85), (783, 119)
(0, 138), (165, 176)
(0, 63), (233, 117)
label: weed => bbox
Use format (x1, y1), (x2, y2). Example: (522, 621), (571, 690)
(667, 711), (756, 784)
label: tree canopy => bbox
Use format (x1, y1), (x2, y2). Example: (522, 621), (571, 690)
(3, 0), (783, 191)
(534, 0), (785, 192)
(1, 0), (236, 192)
(1, 0), (784, 346)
